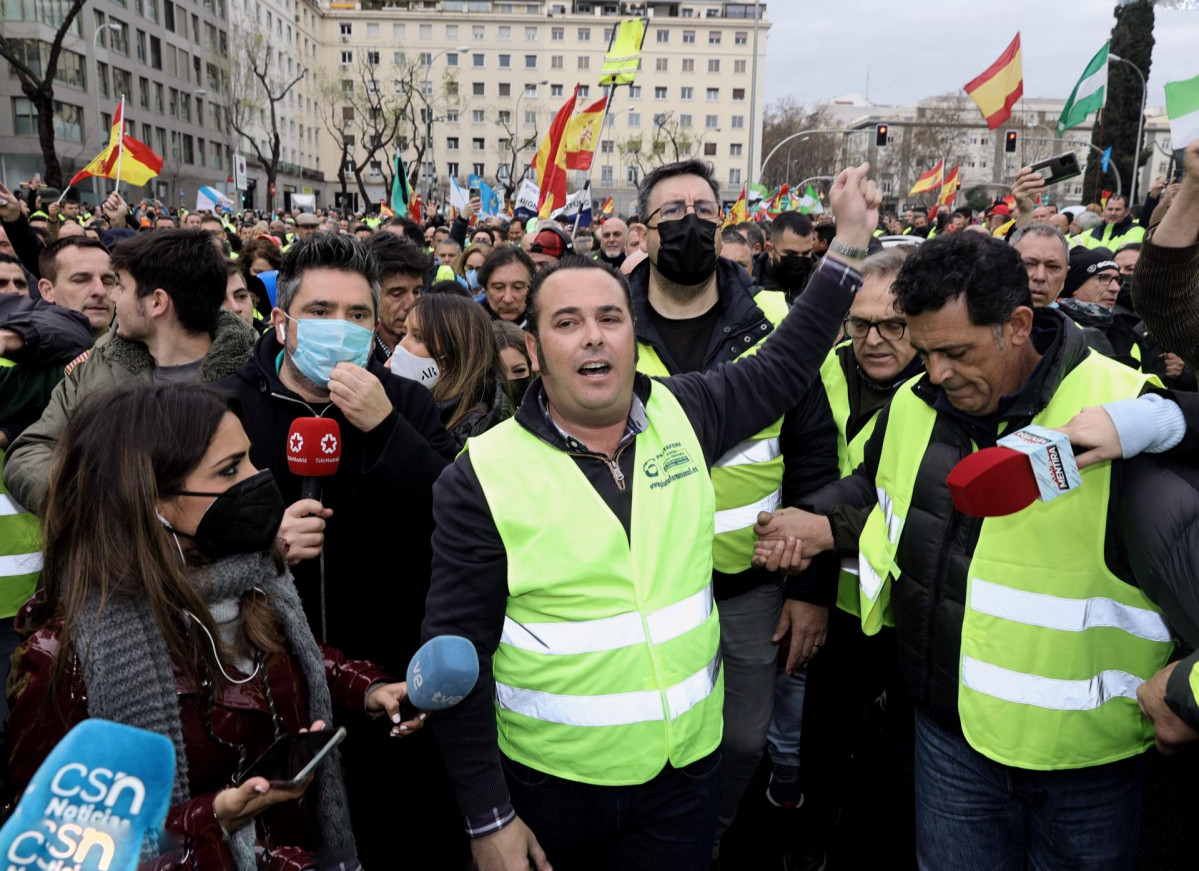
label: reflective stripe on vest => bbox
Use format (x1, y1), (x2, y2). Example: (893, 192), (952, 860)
(636, 289), (789, 574)
(861, 351), (1170, 768)
(468, 383), (722, 785)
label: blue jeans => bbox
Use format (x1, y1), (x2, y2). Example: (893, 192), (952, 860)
(766, 664), (807, 763)
(914, 709), (1143, 871)
(503, 751), (722, 871)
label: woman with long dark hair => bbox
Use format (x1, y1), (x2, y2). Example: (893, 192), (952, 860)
(3, 384), (420, 870)
(389, 293), (512, 448)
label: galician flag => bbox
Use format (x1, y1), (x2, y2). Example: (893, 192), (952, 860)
(1057, 43), (1109, 138)
(1165, 74), (1199, 150)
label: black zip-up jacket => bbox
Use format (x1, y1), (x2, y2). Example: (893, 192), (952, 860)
(217, 333), (458, 673)
(627, 257), (839, 602)
(420, 258), (860, 822)
(802, 308), (1199, 734)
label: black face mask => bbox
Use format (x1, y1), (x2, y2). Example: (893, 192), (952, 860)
(773, 253), (814, 290)
(652, 214), (719, 287)
(508, 376), (532, 406)
(163, 469), (287, 561)
(1117, 275), (1134, 311)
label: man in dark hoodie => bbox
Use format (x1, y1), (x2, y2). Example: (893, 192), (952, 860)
(217, 232), (463, 869)
(756, 211), (817, 305)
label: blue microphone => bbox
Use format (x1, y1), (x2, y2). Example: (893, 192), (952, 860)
(0, 719), (175, 871)
(406, 635), (480, 711)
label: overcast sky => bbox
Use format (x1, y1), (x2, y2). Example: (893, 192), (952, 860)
(762, 2), (1199, 112)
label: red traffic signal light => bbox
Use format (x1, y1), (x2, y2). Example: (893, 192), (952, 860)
(875, 124), (889, 147)
(1005, 131), (1018, 153)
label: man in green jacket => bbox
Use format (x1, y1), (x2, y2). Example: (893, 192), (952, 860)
(3, 229), (257, 513)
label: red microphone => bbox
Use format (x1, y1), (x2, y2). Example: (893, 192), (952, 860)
(946, 425), (1081, 518)
(286, 417), (342, 502)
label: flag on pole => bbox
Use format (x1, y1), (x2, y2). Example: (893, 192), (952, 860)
(747, 182), (768, 206)
(939, 167), (961, 207)
(409, 192), (422, 223)
(391, 152), (411, 215)
(564, 95), (609, 170)
(964, 33), (1024, 130)
(469, 173), (501, 216)
(599, 19), (647, 86)
(723, 186), (747, 228)
(1100, 147), (1113, 173)
(68, 98), (162, 188)
(1057, 42), (1109, 137)
(1165, 73), (1199, 150)
(533, 86), (579, 218)
(600, 196), (614, 216)
(908, 159), (945, 195)
(379, 199), (395, 218)
(798, 185), (823, 214)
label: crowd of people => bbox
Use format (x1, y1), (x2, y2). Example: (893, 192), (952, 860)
(0, 140), (1197, 871)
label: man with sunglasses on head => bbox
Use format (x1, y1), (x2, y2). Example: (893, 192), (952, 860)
(625, 160), (842, 863)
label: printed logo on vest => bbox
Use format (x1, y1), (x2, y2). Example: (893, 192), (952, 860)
(643, 442), (699, 490)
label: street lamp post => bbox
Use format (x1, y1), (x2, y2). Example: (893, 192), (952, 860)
(1108, 53), (1146, 206)
(422, 45), (470, 200)
(91, 22), (124, 204)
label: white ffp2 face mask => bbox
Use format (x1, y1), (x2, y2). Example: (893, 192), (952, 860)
(389, 343), (442, 389)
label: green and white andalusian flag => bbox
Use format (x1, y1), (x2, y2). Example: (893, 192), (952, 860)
(1165, 74), (1199, 150)
(1057, 42), (1109, 138)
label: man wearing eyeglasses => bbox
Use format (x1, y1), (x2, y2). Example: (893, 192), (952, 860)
(758, 245), (923, 869)
(625, 160), (843, 861)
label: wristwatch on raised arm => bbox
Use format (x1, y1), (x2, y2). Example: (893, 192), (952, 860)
(828, 239), (869, 261)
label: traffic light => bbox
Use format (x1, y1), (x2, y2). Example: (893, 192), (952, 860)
(1005, 130), (1018, 153)
(875, 123), (889, 147)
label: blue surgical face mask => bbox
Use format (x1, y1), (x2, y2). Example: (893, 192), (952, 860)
(465, 268), (481, 291)
(280, 314), (373, 387)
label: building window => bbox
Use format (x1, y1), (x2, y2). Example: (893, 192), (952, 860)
(338, 21), (351, 36)
(472, 24), (484, 39)
(499, 54), (511, 68)
(551, 55), (563, 69)
(628, 112), (640, 126)
(578, 85), (589, 98)
(367, 50), (379, 65)
(446, 109), (459, 122)
(339, 50), (352, 65)
(730, 143), (743, 156)
(499, 82), (511, 96)
(682, 30), (695, 43)
(446, 24), (458, 39)
(551, 27), (564, 41)
(626, 165), (639, 185)
(472, 137), (485, 150)
(732, 88), (745, 102)
(473, 109), (486, 123)
(680, 87), (693, 100)
(525, 55), (537, 68)
(705, 114), (718, 129)
(734, 59), (746, 74)
(392, 23), (404, 38)
(682, 58), (695, 73)
(473, 82), (485, 96)
(446, 80), (459, 97)
(447, 161), (459, 178)
(447, 53), (459, 66)
(601, 165), (613, 184)
(729, 168), (742, 185)
(708, 59), (720, 73)
(601, 139), (614, 154)
(708, 31), (721, 45)
(577, 27), (590, 41)
(524, 26), (538, 41)
(498, 25), (511, 41)
(524, 84), (539, 97)
(706, 88), (719, 101)
(578, 56), (590, 70)
(655, 57), (668, 72)
(473, 53), (485, 67)
(498, 109), (511, 123)
(524, 109), (536, 124)
(654, 87), (667, 100)
(473, 162), (485, 176)
(551, 83), (564, 97)
(735, 31), (747, 45)
(679, 114), (692, 127)
(628, 85), (641, 98)
(731, 115), (744, 129)
(704, 142), (716, 156)
(656, 29), (668, 43)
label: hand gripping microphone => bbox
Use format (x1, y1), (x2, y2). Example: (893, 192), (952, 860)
(405, 635), (480, 712)
(947, 424), (1082, 518)
(286, 417), (342, 502)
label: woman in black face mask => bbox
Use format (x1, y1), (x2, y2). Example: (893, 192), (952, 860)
(5, 384), (422, 871)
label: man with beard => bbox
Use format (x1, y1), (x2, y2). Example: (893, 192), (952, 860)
(597, 217), (629, 269)
(625, 160), (840, 864)
(758, 212), (817, 305)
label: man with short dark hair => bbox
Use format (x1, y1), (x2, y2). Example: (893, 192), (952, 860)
(720, 229), (753, 275)
(0, 255), (28, 296)
(361, 233), (431, 364)
(758, 211), (816, 303)
(1075, 194), (1147, 250)
(4, 230), (257, 512)
(756, 230), (1191, 869)
(218, 232), (459, 869)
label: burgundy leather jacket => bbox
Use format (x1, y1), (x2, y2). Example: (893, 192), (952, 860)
(4, 601), (391, 871)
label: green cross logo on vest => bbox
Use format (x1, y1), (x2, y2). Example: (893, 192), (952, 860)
(856, 352), (1171, 769)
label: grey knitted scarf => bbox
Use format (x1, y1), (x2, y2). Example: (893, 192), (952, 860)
(76, 552), (359, 869)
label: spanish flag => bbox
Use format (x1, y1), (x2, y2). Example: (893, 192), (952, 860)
(68, 98), (162, 188)
(723, 186), (746, 228)
(599, 18), (647, 86)
(964, 33), (1024, 130)
(564, 95), (608, 171)
(908, 160), (945, 196)
(379, 199), (395, 218)
(939, 166), (961, 207)
(533, 86), (578, 218)
(600, 196), (614, 216)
